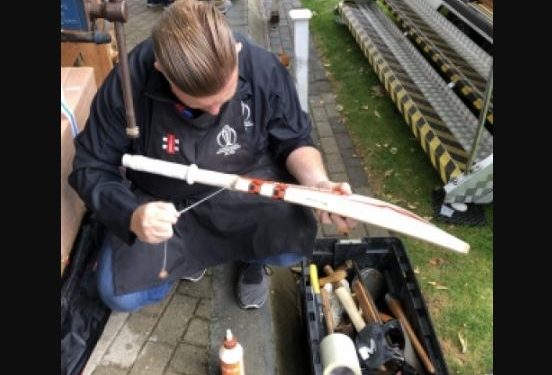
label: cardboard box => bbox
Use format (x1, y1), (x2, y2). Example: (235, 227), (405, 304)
(61, 67), (96, 276)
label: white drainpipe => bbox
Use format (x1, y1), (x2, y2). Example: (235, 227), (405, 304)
(289, 8), (313, 113)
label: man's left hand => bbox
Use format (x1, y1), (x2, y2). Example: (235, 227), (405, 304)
(313, 180), (357, 235)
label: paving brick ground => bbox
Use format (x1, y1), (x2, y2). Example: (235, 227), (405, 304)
(82, 1), (386, 374)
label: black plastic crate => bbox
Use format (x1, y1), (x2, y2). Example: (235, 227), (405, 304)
(300, 237), (449, 375)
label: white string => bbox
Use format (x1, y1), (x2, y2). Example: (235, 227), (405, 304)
(159, 187), (226, 278)
(178, 187), (226, 214)
(61, 88), (80, 138)
(161, 240), (168, 275)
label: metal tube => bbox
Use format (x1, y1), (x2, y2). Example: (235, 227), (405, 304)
(87, 1), (138, 137)
(113, 20), (139, 138)
(466, 61), (492, 174)
(61, 30), (112, 44)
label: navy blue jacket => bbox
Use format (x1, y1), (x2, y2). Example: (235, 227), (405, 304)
(69, 34), (317, 293)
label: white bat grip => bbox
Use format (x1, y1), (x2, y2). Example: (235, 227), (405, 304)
(121, 154), (239, 188)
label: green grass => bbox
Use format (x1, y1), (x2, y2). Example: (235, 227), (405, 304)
(301, 0), (493, 373)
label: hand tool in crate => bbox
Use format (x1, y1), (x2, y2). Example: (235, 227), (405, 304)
(301, 237), (449, 375)
(333, 270), (405, 371)
(319, 287), (362, 375)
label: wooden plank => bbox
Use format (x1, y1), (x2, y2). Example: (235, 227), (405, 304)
(60, 42), (82, 67)
(61, 42), (114, 87)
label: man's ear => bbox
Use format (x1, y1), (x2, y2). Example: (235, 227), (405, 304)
(153, 61), (163, 73)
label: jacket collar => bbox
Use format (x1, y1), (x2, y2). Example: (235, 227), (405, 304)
(144, 69), (174, 103)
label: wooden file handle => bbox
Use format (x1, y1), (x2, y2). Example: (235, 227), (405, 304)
(352, 279), (381, 325)
(320, 288), (334, 334)
(385, 293), (436, 374)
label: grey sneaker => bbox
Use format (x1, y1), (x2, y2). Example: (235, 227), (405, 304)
(181, 268), (206, 282)
(236, 263), (271, 309)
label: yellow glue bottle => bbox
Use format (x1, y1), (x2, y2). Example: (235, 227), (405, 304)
(219, 329), (245, 375)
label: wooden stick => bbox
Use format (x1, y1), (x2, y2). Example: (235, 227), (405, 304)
(385, 293), (436, 374)
(352, 280), (381, 325)
(322, 265), (348, 290)
(319, 270), (347, 287)
(121, 154), (469, 254)
(320, 288), (334, 334)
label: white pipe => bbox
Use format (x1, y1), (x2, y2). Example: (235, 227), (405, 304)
(122, 154), (470, 254)
(289, 8), (313, 113)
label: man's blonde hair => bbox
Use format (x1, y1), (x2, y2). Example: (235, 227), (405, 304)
(152, 0), (237, 97)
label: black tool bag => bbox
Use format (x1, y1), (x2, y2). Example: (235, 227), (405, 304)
(61, 213), (111, 375)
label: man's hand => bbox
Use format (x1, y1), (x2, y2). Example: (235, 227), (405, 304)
(314, 180), (357, 235)
(130, 201), (179, 243)
(285, 147), (357, 235)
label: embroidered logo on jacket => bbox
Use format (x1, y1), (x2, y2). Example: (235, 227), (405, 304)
(162, 134), (179, 154)
(216, 125), (241, 156)
(241, 101), (254, 128)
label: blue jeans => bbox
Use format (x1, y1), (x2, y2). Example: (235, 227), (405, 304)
(146, 0), (172, 5)
(97, 236), (304, 312)
(146, 0), (174, 6)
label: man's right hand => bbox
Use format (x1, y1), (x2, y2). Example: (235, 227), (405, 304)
(130, 201), (179, 243)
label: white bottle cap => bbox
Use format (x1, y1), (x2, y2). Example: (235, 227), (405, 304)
(223, 329), (237, 349)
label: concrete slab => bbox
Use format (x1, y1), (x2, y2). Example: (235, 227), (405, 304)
(208, 263), (276, 375)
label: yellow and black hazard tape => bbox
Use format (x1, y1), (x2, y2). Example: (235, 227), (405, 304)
(339, 4), (464, 183)
(379, 0), (493, 131)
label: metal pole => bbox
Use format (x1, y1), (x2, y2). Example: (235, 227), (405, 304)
(114, 20), (139, 138)
(87, 0), (140, 138)
(466, 60), (493, 174)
